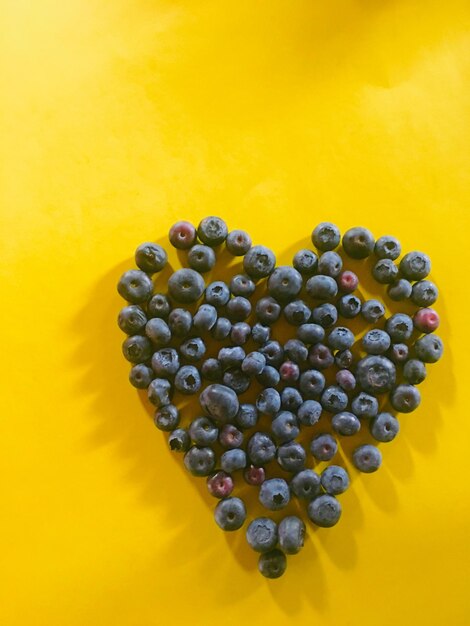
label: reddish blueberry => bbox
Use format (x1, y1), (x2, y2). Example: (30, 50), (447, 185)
(414, 308), (440, 334)
(169, 220), (197, 249)
(338, 270), (359, 293)
(279, 361), (300, 383)
(244, 465), (266, 486)
(219, 424), (244, 449)
(207, 471), (234, 499)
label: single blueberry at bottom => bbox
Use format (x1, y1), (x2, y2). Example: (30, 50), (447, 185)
(214, 497), (246, 531)
(246, 518), (278, 553)
(308, 495), (342, 527)
(258, 549), (287, 579)
(278, 516), (305, 555)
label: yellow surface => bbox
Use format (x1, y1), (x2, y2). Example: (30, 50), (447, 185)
(1, 1), (470, 624)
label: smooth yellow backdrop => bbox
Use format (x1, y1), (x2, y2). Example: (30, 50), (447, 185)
(1, 1), (470, 624)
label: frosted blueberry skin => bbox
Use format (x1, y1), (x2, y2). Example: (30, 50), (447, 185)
(211, 317), (232, 340)
(243, 245), (276, 279)
(296, 323), (325, 345)
(389, 343), (409, 364)
(267, 266), (303, 302)
(258, 549), (287, 579)
(351, 392), (379, 418)
(147, 293), (171, 319)
(308, 494), (342, 527)
(284, 300), (312, 326)
(308, 344), (334, 369)
(352, 444), (382, 473)
(180, 337), (206, 362)
(293, 249), (318, 275)
(197, 216), (228, 247)
(361, 299), (385, 323)
(218, 346), (245, 369)
(174, 365), (202, 394)
(390, 384), (421, 413)
(320, 385), (349, 413)
(226, 230), (252, 256)
(372, 258), (399, 284)
(168, 428), (191, 453)
(256, 387), (281, 416)
(189, 416), (218, 446)
(306, 275), (338, 300)
(118, 305), (147, 335)
(135, 242), (167, 273)
(259, 341), (284, 368)
(342, 226), (375, 259)
(220, 448), (247, 472)
(284, 339), (309, 363)
(311, 222), (341, 251)
(122, 335), (153, 363)
(281, 387), (303, 412)
(411, 280), (438, 307)
(374, 235), (401, 260)
(328, 326), (355, 351)
(235, 403), (259, 430)
(271, 411), (299, 444)
(278, 516), (306, 555)
(256, 365), (280, 388)
(403, 359), (427, 385)
(148, 378), (172, 407)
(399, 250), (431, 281)
(230, 322), (251, 345)
(168, 308), (192, 337)
(297, 400), (322, 426)
(117, 269), (153, 304)
(370, 412), (400, 442)
(290, 469), (321, 500)
(356, 355), (396, 395)
(226, 296), (251, 322)
(193, 304), (218, 332)
(362, 329), (391, 355)
(312, 303), (338, 328)
(241, 351), (267, 376)
(246, 517), (278, 553)
(223, 368), (251, 395)
(214, 497), (246, 531)
(205, 281), (231, 307)
(256, 296), (281, 325)
(386, 313), (414, 342)
(247, 432), (276, 465)
(388, 278), (412, 301)
(151, 348), (180, 377)
(145, 318), (171, 347)
(199, 384), (240, 424)
(320, 465), (350, 495)
(318, 251), (343, 278)
(331, 411), (361, 436)
(169, 221), (197, 250)
(310, 433), (338, 461)
(188, 244), (216, 273)
(252, 323), (271, 345)
(338, 294), (362, 319)
(129, 363), (154, 389)
(299, 369), (326, 399)
(230, 274), (256, 297)
(259, 478), (291, 510)
(183, 446), (216, 476)
(154, 404), (180, 431)
(168, 268), (205, 303)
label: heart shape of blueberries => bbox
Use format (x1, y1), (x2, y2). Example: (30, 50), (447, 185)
(117, 217), (443, 578)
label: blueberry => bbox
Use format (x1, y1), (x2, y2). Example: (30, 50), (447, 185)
(226, 296), (251, 322)
(318, 251), (343, 277)
(244, 465), (266, 486)
(240, 352), (265, 377)
(218, 346), (245, 369)
(290, 469), (321, 500)
(168, 308), (192, 337)
(310, 433), (337, 461)
(414, 334), (443, 363)
(230, 322), (251, 345)
(284, 338), (309, 363)
(199, 384), (239, 423)
(386, 313), (413, 342)
(251, 323), (270, 345)
(403, 359), (427, 384)
(135, 242), (167, 273)
(147, 293), (171, 319)
(335, 369), (356, 391)
(175, 365), (201, 394)
(308, 343), (334, 369)
(391, 384), (421, 412)
(193, 304), (218, 332)
(281, 387), (303, 412)
(338, 294), (362, 318)
(151, 348), (180, 377)
(129, 363), (154, 388)
(296, 323), (325, 345)
(205, 281), (230, 307)
(214, 497), (246, 531)
(338, 270), (359, 293)
(169, 220), (197, 249)
(211, 317), (232, 340)
(148, 378), (172, 407)
(374, 235), (401, 260)
(258, 549), (287, 579)
(256, 365), (280, 387)
(279, 361), (300, 383)
(259, 341), (284, 367)
(414, 308), (440, 333)
(372, 258), (399, 284)
(256, 296), (281, 325)
(362, 329), (391, 355)
(200, 359), (222, 383)
(246, 518), (278, 553)
(247, 432), (276, 465)
(230, 274), (256, 297)
(299, 369), (326, 399)
(243, 245), (276, 279)
(188, 244), (216, 273)
(389, 343), (409, 364)
(267, 266), (303, 302)
(284, 300), (312, 325)
(351, 391), (379, 418)
(335, 349), (354, 369)
(180, 337), (206, 362)
(361, 299), (385, 323)
(219, 424), (244, 449)
(271, 411), (299, 443)
(259, 478), (291, 510)
(312, 303), (338, 328)
(308, 495), (342, 527)
(154, 404), (180, 431)
(223, 368), (251, 395)
(256, 388), (281, 416)
(117, 269), (153, 304)
(387, 279), (412, 301)
(400, 251), (431, 281)
(321, 385), (349, 413)
(297, 399), (322, 426)
(312, 222), (341, 251)
(168, 428), (190, 452)
(321, 465), (350, 495)
(207, 471), (234, 499)
(183, 446), (216, 476)
(118, 305), (147, 335)
(145, 318), (171, 347)
(220, 448), (247, 472)
(122, 335), (153, 363)
(235, 403), (259, 430)
(306, 275), (338, 300)
(331, 411), (360, 436)
(189, 416), (218, 446)
(342, 226), (375, 259)
(370, 412), (399, 442)
(226, 229), (252, 255)
(411, 280), (438, 307)
(355, 355), (396, 394)
(168, 268), (205, 303)
(327, 326), (355, 351)
(352, 444), (382, 473)
(278, 516), (305, 555)
(293, 249), (318, 275)
(197, 216), (228, 247)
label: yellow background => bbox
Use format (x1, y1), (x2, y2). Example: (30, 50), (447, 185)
(1, 1), (470, 624)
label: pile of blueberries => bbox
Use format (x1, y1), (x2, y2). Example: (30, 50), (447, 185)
(117, 217), (443, 579)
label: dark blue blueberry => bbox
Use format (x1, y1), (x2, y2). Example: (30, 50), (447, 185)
(246, 518), (278, 553)
(372, 259), (399, 284)
(248, 432), (276, 465)
(389, 343), (409, 364)
(183, 446), (216, 476)
(351, 391), (379, 418)
(226, 229), (252, 255)
(230, 322), (251, 345)
(361, 299), (385, 323)
(235, 403), (259, 430)
(290, 469), (321, 500)
(403, 359), (427, 385)
(211, 317), (232, 340)
(251, 323), (271, 345)
(278, 516), (305, 555)
(310, 433), (337, 461)
(284, 339), (309, 363)
(338, 294), (362, 318)
(201, 358), (223, 382)
(230, 274), (256, 297)
(180, 337), (206, 362)
(387, 278), (412, 301)
(168, 428), (190, 452)
(370, 412), (399, 442)
(189, 416), (218, 446)
(299, 369), (326, 399)
(145, 318), (171, 347)
(318, 251), (343, 277)
(256, 365), (280, 387)
(226, 296), (252, 322)
(335, 349), (354, 369)
(284, 300), (312, 326)
(293, 249), (318, 275)
(218, 346), (246, 369)
(223, 368), (251, 395)
(154, 404), (180, 431)
(168, 308), (192, 337)
(311, 222), (341, 251)
(259, 478), (291, 510)
(148, 378), (172, 407)
(331, 411), (360, 436)
(199, 384), (239, 423)
(147, 293), (171, 319)
(411, 280), (438, 307)
(220, 448), (247, 472)
(308, 495), (342, 527)
(312, 303), (338, 328)
(169, 220), (197, 249)
(281, 387), (303, 412)
(151, 348), (180, 377)
(277, 441), (306, 472)
(297, 399), (322, 426)
(374, 235), (401, 260)
(308, 343), (334, 369)
(321, 465), (350, 495)
(188, 244), (216, 273)
(296, 323), (325, 345)
(327, 326), (355, 351)
(207, 471), (234, 499)
(390, 384), (421, 412)
(122, 335), (153, 363)
(321, 385), (349, 413)
(205, 281), (230, 307)
(415, 334), (443, 363)
(399, 251), (431, 280)
(193, 304), (218, 332)
(118, 305), (147, 335)
(219, 424), (244, 449)
(258, 549), (287, 578)
(243, 245), (276, 279)
(242, 351), (266, 376)
(279, 361), (300, 383)
(352, 444), (382, 473)
(197, 216), (228, 247)
(362, 329), (391, 355)
(335, 369), (356, 391)
(168, 268), (205, 303)
(256, 388), (281, 416)
(306, 275), (338, 300)
(214, 497), (246, 531)
(256, 296), (281, 325)
(129, 363), (154, 388)
(342, 226), (375, 259)
(174, 365), (201, 394)
(135, 242), (167, 273)
(117, 269), (153, 304)
(386, 313), (413, 342)
(259, 341), (284, 367)
(267, 266), (303, 302)
(271, 411), (299, 443)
